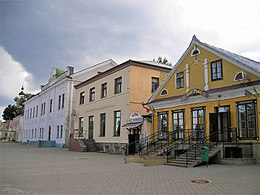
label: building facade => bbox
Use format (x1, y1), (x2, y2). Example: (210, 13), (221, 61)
(22, 60), (117, 147)
(10, 115), (24, 142)
(73, 60), (171, 153)
(147, 36), (260, 162)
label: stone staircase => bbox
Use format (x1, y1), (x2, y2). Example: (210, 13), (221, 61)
(82, 139), (97, 152)
(167, 145), (222, 167)
(69, 139), (97, 152)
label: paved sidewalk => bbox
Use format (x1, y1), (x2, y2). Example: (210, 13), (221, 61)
(1, 142), (259, 195)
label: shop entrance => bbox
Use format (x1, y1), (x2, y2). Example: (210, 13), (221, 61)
(128, 130), (140, 155)
(210, 106), (231, 142)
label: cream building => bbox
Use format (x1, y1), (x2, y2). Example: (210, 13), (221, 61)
(73, 60), (171, 154)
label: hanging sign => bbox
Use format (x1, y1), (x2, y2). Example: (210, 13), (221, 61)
(127, 112), (143, 123)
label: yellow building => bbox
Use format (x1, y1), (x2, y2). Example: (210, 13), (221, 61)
(147, 35), (260, 164)
(72, 60), (171, 154)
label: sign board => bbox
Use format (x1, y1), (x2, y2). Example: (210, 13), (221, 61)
(182, 88), (208, 101)
(127, 112), (143, 123)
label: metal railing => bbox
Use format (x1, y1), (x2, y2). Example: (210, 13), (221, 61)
(125, 129), (205, 156)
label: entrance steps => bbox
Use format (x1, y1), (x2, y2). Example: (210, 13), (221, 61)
(69, 139), (97, 152)
(167, 145), (222, 167)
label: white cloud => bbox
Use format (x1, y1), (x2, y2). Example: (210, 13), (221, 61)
(0, 47), (36, 100)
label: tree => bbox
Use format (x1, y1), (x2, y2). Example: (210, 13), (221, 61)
(153, 56), (172, 66)
(13, 93), (34, 111)
(2, 93), (34, 121)
(2, 105), (19, 121)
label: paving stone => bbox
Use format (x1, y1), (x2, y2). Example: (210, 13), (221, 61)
(1, 142), (259, 195)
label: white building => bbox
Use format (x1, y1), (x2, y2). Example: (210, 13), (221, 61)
(22, 59), (117, 147)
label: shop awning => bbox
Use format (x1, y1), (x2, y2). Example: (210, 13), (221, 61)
(122, 122), (143, 129)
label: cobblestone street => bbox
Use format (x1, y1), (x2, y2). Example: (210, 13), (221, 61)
(1, 142), (259, 195)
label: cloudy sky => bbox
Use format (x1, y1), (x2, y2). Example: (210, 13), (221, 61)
(1, 0), (260, 120)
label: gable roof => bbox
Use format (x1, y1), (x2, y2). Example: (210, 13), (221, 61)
(147, 35), (260, 103)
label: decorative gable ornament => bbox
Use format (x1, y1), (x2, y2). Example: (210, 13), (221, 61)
(234, 71), (248, 81)
(191, 45), (200, 63)
(160, 89), (168, 96)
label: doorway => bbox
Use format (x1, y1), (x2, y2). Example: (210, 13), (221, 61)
(210, 106), (231, 142)
(48, 126), (51, 141)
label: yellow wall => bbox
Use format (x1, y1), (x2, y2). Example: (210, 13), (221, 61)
(153, 95), (260, 142)
(129, 65), (169, 115)
(156, 45), (260, 100)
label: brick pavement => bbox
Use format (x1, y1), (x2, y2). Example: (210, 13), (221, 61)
(0, 142), (259, 195)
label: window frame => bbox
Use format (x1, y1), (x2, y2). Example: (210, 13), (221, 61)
(237, 100), (258, 140)
(114, 77), (122, 94)
(211, 60), (223, 81)
(151, 77), (159, 93)
(89, 87), (95, 102)
(157, 112), (168, 139)
(114, 110), (121, 136)
(100, 113), (106, 137)
(79, 91), (85, 105)
(176, 71), (184, 89)
(101, 83), (107, 98)
(191, 107), (205, 139)
(172, 110), (185, 140)
(79, 117), (84, 133)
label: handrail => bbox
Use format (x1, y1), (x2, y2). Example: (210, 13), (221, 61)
(166, 127), (238, 165)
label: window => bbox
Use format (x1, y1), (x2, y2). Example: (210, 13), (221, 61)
(101, 83), (107, 98)
(79, 92), (85, 105)
(36, 106), (38, 117)
(30, 108), (32, 118)
(151, 77), (159, 93)
(211, 60), (223, 80)
(60, 125), (63, 138)
(58, 95), (61, 109)
(114, 77), (122, 94)
(172, 110), (184, 140)
(57, 126), (59, 138)
(100, 113), (106, 137)
(158, 112), (168, 139)
(79, 117), (84, 133)
(160, 89), (168, 96)
(33, 107), (35, 118)
(43, 102), (46, 114)
(41, 104), (43, 115)
(114, 111), (121, 136)
(191, 107), (205, 139)
(89, 116), (94, 139)
(62, 94), (65, 108)
(50, 99), (53, 112)
(90, 87), (95, 102)
(237, 101), (257, 139)
(35, 129), (37, 138)
(176, 72), (184, 89)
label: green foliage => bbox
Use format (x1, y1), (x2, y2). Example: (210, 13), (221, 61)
(2, 93), (34, 121)
(153, 56), (172, 66)
(2, 105), (21, 121)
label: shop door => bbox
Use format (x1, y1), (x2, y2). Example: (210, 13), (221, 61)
(219, 112), (231, 142)
(128, 131), (140, 155)
(210, 113), (218, 142)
